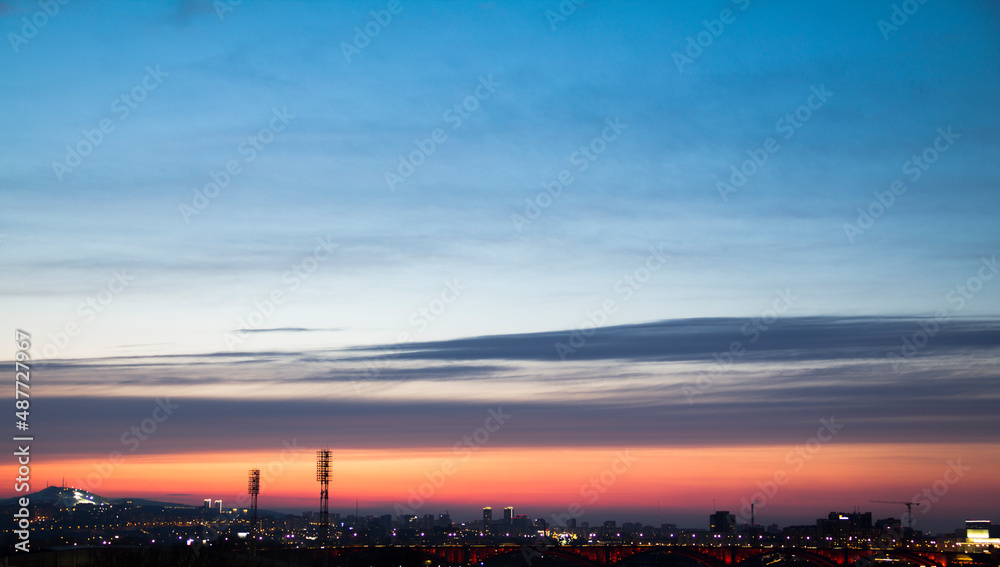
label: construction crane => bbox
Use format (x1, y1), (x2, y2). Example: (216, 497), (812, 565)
(870, 500), (920, 533)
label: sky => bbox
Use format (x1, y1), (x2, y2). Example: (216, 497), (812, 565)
(1, 0), (999, 533)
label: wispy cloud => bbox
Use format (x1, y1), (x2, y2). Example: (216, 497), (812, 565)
(347, 316), (1000, 363)
(21, 316), (1000, 458)
(239, 327), (342, 334)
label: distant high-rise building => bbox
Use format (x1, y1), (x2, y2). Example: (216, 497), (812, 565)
(966, 520), (991, 538)
(710, 511), (735, 533)
(875, 517), (901, 533)
(504, 506), (513, 525)
(483, 507), (492, 529)
(204, 499), (211, 510)
(215, 500), (222, 514)
(965, 520), (997, 543)
(818, 511), (871, 536)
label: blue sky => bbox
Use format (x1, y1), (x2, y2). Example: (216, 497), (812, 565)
(2, 0), (999, 528)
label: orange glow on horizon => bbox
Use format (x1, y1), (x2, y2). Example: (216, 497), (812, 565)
(8, 443), (998, 523)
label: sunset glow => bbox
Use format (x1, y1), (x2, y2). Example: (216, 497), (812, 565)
(2, 0), (999, 551)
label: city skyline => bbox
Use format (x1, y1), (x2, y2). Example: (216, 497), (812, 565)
(6, 484), (998, 565)
(2, 0), (999, 545)
(3, 482), (990, 537)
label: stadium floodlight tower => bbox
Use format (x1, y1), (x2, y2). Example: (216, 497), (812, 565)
(317, 449), (331, 546)
(248, 468), (260, 555)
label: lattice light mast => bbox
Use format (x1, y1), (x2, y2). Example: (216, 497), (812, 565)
(317, 449), (331, 546)
(248, 468), (260, 555)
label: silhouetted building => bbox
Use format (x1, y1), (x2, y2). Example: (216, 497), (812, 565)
(710, 511), (735, 533)
(504, 506), (513, 525)
(965, 520), (1000, 544)
(483, 507), (492, 529)
(818, 511), (873, 541)
(875, 517), (901, 534)
(820, 511), (871, 529)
